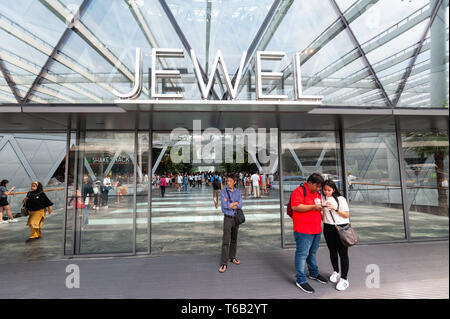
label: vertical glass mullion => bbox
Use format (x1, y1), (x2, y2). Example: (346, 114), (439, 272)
(277, 114), (286, 248)
(62, 128), (70, 256)
(395, 116), (411, 241)
(133, 130), (138, 254)
(148, 115), (153, 254)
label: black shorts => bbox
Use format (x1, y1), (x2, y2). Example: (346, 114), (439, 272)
(0, 198), (9, 207)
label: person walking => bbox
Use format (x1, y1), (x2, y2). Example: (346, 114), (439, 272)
(290, 173), (328, 294)
(160, 175), (167, 197)
(244, 173), (251, 200)
(322, 179), (351, 291)
(218, 174), (243, 273)
(212, 172), (222, 209)
(251, 172), (260, 199)
(24, 182), (53, 243)
(0, 180), (18, 223)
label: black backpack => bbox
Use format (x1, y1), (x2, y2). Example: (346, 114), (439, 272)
(286, 184), (307, 218)
(213, 177), (221, 190)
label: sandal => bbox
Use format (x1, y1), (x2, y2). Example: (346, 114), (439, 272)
(230, 258), (241, 265)
(218, 264), (227, 273)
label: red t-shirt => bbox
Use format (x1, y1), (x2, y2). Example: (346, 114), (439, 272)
(290, 184), (322, 234)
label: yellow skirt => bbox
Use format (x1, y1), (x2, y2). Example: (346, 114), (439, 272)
(26, 209), (46, 239)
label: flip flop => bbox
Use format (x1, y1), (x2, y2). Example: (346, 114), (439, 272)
(230, 258), (241, 265)
(218, 264), (227, 273)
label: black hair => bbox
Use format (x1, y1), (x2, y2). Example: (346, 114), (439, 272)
(0, 180), (9, 187)
(322, 179), (342, 208)
(307, 173), (324, 185)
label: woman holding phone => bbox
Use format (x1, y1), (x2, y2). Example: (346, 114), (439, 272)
(321, 179), (351, 291)
(0, 180), (18, 223)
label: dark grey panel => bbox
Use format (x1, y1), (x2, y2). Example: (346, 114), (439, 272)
(343, 115), (396, 131)
(399, 115), (449, 132)
(279, 113), (339, 130)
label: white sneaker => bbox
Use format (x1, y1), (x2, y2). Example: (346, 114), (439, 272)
(336, 278), (349, 291)
(1, 220), (8, 224)
(329, 271), (340, 283)
(8, 219), (18, 223)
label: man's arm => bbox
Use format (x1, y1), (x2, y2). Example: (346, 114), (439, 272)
(292, 204), (322, 212)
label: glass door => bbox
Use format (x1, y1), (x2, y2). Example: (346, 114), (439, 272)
(68, 131), (136, 255)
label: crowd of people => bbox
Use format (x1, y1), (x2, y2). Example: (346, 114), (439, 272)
(152, 171), (275, 200)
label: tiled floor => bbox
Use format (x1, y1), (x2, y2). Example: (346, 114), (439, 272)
(0, 241), (447, 299)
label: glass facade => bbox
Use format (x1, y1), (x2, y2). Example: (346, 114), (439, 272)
(0, 1), (448, 262)
(0, 0), (448, 107)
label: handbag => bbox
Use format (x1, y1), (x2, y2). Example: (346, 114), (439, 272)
(326, 201), (359, 247)
(226, 189), (245, 225)
(21, 198), (29, 216)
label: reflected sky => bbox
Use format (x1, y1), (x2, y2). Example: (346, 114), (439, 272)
(0, 0), (448, 107)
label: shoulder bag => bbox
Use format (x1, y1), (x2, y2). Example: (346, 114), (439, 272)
(226, 189), (245, 225)
(326, 200), (359, 247)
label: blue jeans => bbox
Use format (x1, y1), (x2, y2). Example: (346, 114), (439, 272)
(294, 231), (321, 284)
(82, 207), (89, 226)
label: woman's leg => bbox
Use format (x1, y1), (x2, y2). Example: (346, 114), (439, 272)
(336, 231), (350, 280)
(5, 205), (14, 220)
(323, 224), (340, 273)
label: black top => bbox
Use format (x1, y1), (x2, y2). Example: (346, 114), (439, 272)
(82, 182), (94, 202)
(25, 191), (53, 211)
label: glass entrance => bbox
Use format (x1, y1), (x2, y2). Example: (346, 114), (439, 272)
(150, 130), (281, 255)
(67, 131), (136, 255)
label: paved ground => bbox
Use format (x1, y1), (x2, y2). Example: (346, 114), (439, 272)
(0, 241), (447, 299)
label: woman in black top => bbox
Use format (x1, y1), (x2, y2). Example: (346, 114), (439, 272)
(25, 182), (53, 243)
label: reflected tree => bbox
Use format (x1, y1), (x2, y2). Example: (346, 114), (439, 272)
(404, 131), (449, 215)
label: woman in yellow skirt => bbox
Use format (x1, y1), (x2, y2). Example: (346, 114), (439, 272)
(25, 182), (53, 243)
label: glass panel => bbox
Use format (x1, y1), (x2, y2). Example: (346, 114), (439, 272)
(69, 131), (135, 254)
(280, 131), (342, 246)
(0, 132), (66, 263)
(151, 126), (280, 255)
(345, 131), (405, 241)
(402, 129), (449, 239)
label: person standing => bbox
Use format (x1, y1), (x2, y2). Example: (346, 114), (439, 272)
(290, 173), (328, 294)
(24, 182), (53, 243)
(218, 174), (243, 273)
(322, 179), (351, 291)
(0, 180), (17, 223)
(102, 174), (112, 208)
(251, 172), (260, 199)
(82, 176), (94, 226)
(183, 173), (188, 192)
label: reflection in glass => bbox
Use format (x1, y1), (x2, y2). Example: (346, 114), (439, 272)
(345, 132), (405, 241)
(69, 131), (135, 254)
(280, 131), (341, 245)
(151, 131), (280, 255)
(402, 130), (449, 238)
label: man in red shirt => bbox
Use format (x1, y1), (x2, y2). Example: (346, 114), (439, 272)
(291, 173), (328, 294)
